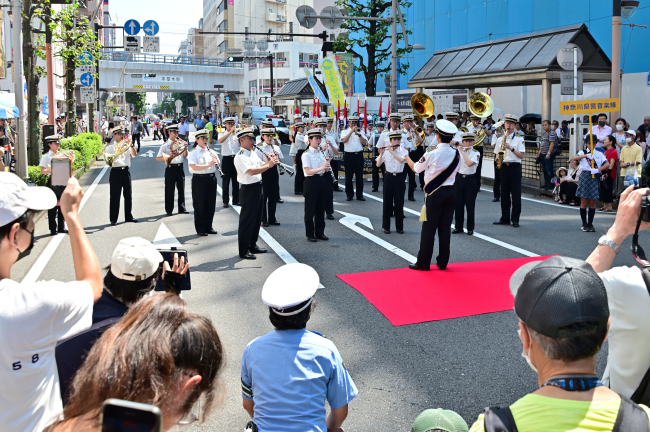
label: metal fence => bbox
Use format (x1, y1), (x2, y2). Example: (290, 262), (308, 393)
(101, 51), (244, 68)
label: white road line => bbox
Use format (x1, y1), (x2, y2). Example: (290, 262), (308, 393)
(23, 165), (110, 284)
(216, 185), (324, 289)
(361, 190), (539, 257)
(479, 187), (617, 214)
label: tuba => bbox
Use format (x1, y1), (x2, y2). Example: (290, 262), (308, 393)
(415, 126), (426, 142)
(469, 92), (495, 147)
(411, 93), (434, 148)
(163, 138), (188, 167)
(105, 138), (132, 167)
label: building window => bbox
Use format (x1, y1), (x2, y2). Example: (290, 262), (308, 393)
(217, 20), (228, 32)
(217, 0), (228, 14)
(218, 40), (229, 54)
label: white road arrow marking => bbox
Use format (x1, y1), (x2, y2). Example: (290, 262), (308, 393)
(336, 210), (417, 263)
(140, 150), (155, 158)
(153, 222), (182, 248)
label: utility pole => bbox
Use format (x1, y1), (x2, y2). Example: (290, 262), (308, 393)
(390, 0), (397, 113)
(611, 0), (622, 122)
(44, 4), (55, 126)
(268, 54), (274, 112)
(11, 0), (27, 179)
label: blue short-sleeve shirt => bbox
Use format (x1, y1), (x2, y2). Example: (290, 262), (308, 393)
(241, 329), (358, 432)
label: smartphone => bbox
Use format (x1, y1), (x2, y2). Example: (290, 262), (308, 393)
(51, 157), (72, 199)
(155, 247), (191, 292)
(100, 399), (162, 432)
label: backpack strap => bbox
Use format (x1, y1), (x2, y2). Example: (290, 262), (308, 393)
(483, 406), (519, 432)
(56, 316), (122, 347)
(612, 395), (650, 432)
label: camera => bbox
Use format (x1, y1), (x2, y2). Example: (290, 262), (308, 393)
(640, 189), (650, 223)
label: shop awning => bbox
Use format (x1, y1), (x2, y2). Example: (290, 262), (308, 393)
(273, 77), (329, 101)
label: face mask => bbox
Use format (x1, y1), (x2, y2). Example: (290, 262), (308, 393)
(518, 327), (538, 373)
(616, 124), (624, 131)
(626, 137), (633, 143)
(598, 121), (606, 127)
(16, 226), (35, 261)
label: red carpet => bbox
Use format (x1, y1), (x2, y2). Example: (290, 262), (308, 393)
(337, 256), (550, 326)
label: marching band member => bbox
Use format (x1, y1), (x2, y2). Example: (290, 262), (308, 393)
(218, 117), (240, 208)
(234, 128), (278, 260)
(39, 135), (66, 235)
(452, 133), (480, 236)
(340, 115), (368, 201)
(466, 114), (485, 188)
(187, 129), (218, 236)
(288, 113), (302, 146)
(445, 112), (464, 146)
(106, 126), (138, 226)
(258, 119), (284, 204)
(370, 120), (386, 192)
(258, 128), (282, 227)
(377, 131), (408, 234)
(424, 122), (437, 150)
(405, 120), (461, 271)
(156, 123), (189, 216)
(493, 114), (526, 228)
(325, 117), (342, 192)
(317, 118), (338, 220)
(401, 115), (423, 201)
(302, 128), (330, 242)
(289, 121), (307, 195)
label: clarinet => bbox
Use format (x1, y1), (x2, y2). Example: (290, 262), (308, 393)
(255, 144), (294, 177)
(319, 145), (334, 176)
(207, 148), (224, 177)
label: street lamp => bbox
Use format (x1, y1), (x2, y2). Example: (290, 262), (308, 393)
(621, 0), (640, 18)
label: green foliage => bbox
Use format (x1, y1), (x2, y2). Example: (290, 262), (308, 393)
(171, 93), (198, 111)
(28, 166), (49, 186)
(126, 92), (147, 116)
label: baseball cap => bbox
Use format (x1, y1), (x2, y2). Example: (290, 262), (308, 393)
(0, 172), (57, 227)
(509, 256), (609, 338)
(411, 409), (468, 432)
(110, 237), (163, 281)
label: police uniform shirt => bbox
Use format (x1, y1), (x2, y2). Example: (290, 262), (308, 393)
(220, 130), (240, 156)
(234, 148), (264, 184)
(458, 148), (480, 175)
(414, 143), (460, 186)
(302, 146), (326, 176)
(496, 133), (526, 163)
(240, 329), (358, 432)
(39, 150), (56, 170)
(341, 128), (366, 152)
(105, 142), (132, 167)
(380, 146), (408, 173)
(401, 128), (418, 151)
(187, 146), (217, 175)
(157, 139), (185, 165)
(289, 132), (307, 156)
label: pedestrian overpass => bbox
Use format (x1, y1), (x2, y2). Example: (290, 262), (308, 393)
(99, 51), (244, 93)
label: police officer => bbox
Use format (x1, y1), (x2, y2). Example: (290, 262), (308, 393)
(324, 117), (342, 192)
(187, 129), (219, 236)
(493, 114), (525, 228)
(106, 126), (138, 226)
(377, 131), (408, 234)
(289, 121), (307, 195)
(371, 120), (386, 192)
(156, 123), (189, 216)
(405, 120), (461, 271)
(302, 128), (330, 242)
(402, 114), (424, 200)
(38, 135), (67, 235)
(257, 128), (281, 227)
(341, 115), (368, 201)
(452, 132), (480, 236)
(241, 263), (358, 432)
(218, 117), (240, 208)
(317, 118), (338, 220)
(234, 128), (278, 260)
(466, 114), (485, 189)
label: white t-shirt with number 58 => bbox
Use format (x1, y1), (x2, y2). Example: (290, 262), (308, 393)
(0, 278), (93, 432)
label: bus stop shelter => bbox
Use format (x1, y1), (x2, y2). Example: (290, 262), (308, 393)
(273, 77), (329, 114)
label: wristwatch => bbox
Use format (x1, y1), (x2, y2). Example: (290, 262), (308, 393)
(598, 235), (621, 255)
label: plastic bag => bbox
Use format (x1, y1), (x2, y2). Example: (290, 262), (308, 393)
(624, 165), (638, 189)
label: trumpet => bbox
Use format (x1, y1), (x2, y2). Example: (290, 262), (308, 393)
(255, 144), (294, 177)
(208, 148), (224, 177)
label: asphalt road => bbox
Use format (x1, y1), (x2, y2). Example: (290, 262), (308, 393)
(13, 129), (643, 431)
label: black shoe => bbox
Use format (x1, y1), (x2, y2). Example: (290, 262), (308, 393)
(126, 219), (138, 223)
(408, 197), (416, 201)
(197, 232), (208, 236)
(409, 264), (429, 271)
(492, 198), (500, 202)
(587, 224), (596, 232)
(233, 202), (241, 206)
(307, 237), (317, 242)
(250, 246), (267, 254)
(334, 187), (343, 192)
(581, 225), (589, 232)
(262, 222), (269, 227)
(357, 197), (366, 201)
(512, 222), (520, 228)
(294, 192), (303, 195)
(110, 222), (116, 226)
(207, 229), (218, 234)
(326, 214), (335, 220)
(166, 212), (173, 216)
(223, 203), (230, 208)
(346, 197), (353, 201)
(493, 220), (509, 225)
(240, 252), (256, 260)
(50, 231), (57, 236)
(437, 264), (447, 270)
(269, 221), (281, 225)
(316, 235), (329, 241)
(383, 229), (390, 234)
(467, 230), (474, 235)
(277, 199), (284, 204)
(372, 188), (378, 192)
(179, 210), (190, 214)
(397, 229), (404, 234)
(452, 228), (463, 234)
(58, 229), (69, 234)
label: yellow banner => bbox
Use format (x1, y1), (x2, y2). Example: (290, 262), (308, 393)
(560, 98), (620, 115)
(321, 57), (346, 108)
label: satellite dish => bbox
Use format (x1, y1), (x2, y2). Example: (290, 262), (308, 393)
(320, 6), (344, 30)
(243, 39), (256, 51)
(296, 5), (317, 29)
(257, 39), (269, 52)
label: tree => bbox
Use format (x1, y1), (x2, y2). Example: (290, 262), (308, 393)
(333, 0), (412, 97)
(125, 92), (146, 116)
(171, 92), (197, 114)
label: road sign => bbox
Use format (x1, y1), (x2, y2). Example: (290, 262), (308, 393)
(125, 36), (141, 53)
(142, 20), (159, 36)
(226, 48), (244, 54)
(647, 70), (650, 86)
(77, 64), (94, 74)
(556, 43), (583, 71)
(257, 40), (268, 52)
(320, 6), (344, 30)
(175, 100), (183, 114)
(243, 39), (256, 51)
(296, 5), (317, 29)
(80, 87), (95, 104)
(560, 70), (583, 95)
(80, 73), (93, 87)
(79, 51), (93, 65)
(560, 98), (619, 115)
(131, 74), (143, 78)
(143, 36), (160, 53)
(124, 19), (140, 36)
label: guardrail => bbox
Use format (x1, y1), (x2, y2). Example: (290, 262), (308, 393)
(101, 51), (244, 68)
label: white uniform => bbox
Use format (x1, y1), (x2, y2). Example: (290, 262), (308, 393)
(289, 132), (307, 156)
(424, 133), (438, 150)
(104, 141), (133, 167)
(302, 147), (327, 176)
(413, 143), (460, 186)
(220, 130), (240, 156)
(401, 128), (417, 152)
(341, 128), (366, 152)
(157, 139), (186, 165)
(187, 146), (217, 174)
(495, 133), (526, 163)
(39, 150), (56, 170)
(380, 146), (408, 173)
(458, 148), (480, 175)
(377, 128), (403, 149)
(234, 148), (264, 184)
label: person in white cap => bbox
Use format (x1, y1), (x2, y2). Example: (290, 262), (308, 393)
(55, 236), (189, 406)
(39, 134), (67, 236)
(241, 263), (357, 432)
(156, 123), (189, 216)
(218, 117), (240, 208)
(302, 128), (331, 242)
(106, 126), (138, 226)
(493, 114), (526, 228)
(402, 114), (424, 201)
(325, 117), (343, 192)
(316, 118), (338, 220)
(452, 133), (480, 236)
(0, 173), (102, 432)
(289, 121), (307, 195)
(370, 120), (386, 192)
(341, 116), (368, 201)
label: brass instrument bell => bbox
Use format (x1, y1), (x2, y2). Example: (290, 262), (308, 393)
(410, 93), (435, 119)
(468, 92), (495, 118)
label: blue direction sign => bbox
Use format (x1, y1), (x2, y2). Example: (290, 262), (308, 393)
(80, 73), (94, 87)
(124, 19), (140, 36)
(143, 20), (159, 36)
(79, 51), (93, 65)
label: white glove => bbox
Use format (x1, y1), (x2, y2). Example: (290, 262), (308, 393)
(590, 168), (600, 174)
(586, 153), (594, 160)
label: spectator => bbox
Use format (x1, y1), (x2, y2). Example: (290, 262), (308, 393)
(194, 114), (205, 130)
(437, 113), (444, 120)
(526, 121), (537, 137)
(412, 408), (468, 432)
(141, 115), (150, 137)
(100, 116), (108, 143)
(573, 136), (610, 232)
(514, 122), (525, 137)
(637, 130), (648, 155)
(241, 264), (357, 432)
(586, 113), (613, 152)
(0, 173), (102, 432)
(560, 120), (569, 139)
(599, 135), (618, 212)
(234, 112), (239, 127)
(470, 255), (650, 432)
(47, 293), (224, 432)
(130, 116), (142, 153)
(178, 115), (190, 141)
(538, 120), (558, 190)
(586, 186), (650, 401)
(203, 115), (214, 142)
(153, 119), (161, 141)
(55, 237), (189, 405)
(552, 120), (562, 138)
(613, 117), (628, 154)
(637, 115), (650, 143)
(557, 162), (580, 205)
(619, 129), (642, 187)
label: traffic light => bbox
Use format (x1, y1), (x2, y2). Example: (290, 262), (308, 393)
(384, 75), (391, 93)
(228, 56), (243, 62)
(144, 74), (156, 78)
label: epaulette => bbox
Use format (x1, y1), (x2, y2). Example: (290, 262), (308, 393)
(237, 149), (245, 155)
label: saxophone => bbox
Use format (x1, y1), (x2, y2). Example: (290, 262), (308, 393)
(494, 122), (506, 170)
